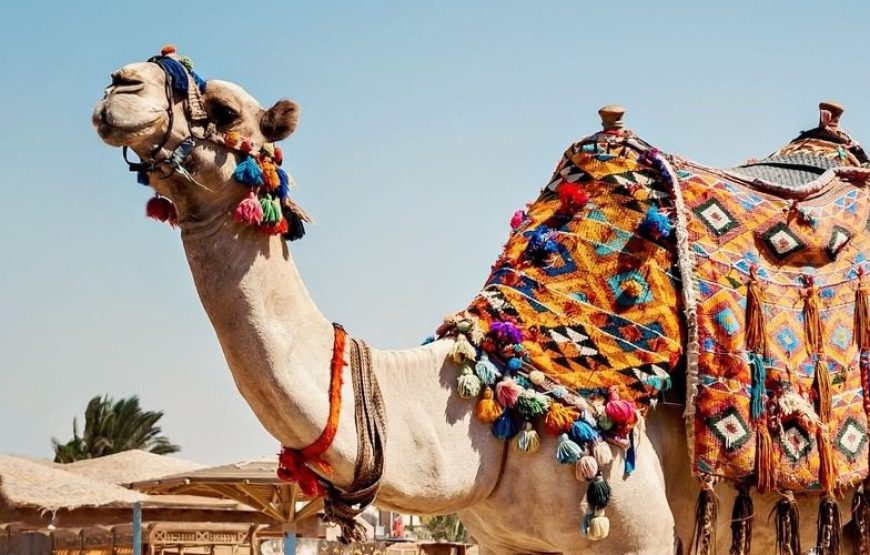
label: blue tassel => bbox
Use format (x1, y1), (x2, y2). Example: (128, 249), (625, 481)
(749, 352), (766, 419)
(570, 420), (599, 444)
(474, 354), (501, 386)
(507, 357), (523, 371)
(624, 432), (636, 475)
(233, 156), (263, 187)
(492, 411), (519, 440)
(639, 205), (672, 240)
(277, 168), (290, 200)
(421, 335), (435, 345)
(556, 433), (582, 464)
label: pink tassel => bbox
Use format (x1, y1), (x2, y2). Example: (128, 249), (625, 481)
(510, 210), (527, 230)
(576, 455), (599, 481)
(495, 378), (523, 408)
(605, 386), (637, 426)
(233, 192), (264, 226)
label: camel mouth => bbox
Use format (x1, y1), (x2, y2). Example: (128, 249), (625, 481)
(92, 102), (165, 146)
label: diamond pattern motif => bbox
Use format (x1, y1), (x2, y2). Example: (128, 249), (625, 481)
(780, 424), (812, 463)
(826, 225), (852, 259)
(693, 199), (738, 236)
(761, 223), (806, 260)
(707, 406), (751, 451)
(836, 417), (868, 461)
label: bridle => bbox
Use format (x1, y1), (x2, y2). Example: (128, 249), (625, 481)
(119, 50), (214, 188)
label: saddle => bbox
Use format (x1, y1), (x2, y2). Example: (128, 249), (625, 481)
(437, 101), (870, 552)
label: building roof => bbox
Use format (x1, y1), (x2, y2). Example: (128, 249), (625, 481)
(64, 450), (205, 485)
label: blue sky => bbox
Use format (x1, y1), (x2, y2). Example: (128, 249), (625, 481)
(2, 1), (869, 464)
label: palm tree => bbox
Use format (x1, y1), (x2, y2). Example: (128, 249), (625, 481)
(52, 394), (180, 462)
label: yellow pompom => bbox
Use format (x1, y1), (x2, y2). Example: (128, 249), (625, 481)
(528, 370), (546, 385)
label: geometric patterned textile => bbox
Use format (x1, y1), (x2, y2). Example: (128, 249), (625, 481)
(679, 161), (870, 491)
(439, 112), (870, 498)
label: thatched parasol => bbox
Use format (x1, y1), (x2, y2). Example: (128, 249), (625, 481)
(64, 450), (205, 485)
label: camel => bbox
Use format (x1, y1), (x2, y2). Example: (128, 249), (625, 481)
(92, 50), (865, 554)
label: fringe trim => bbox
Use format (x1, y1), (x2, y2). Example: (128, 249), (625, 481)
(803, 278), (823, 353)
(857, 272), (870, 351)
(851, 486), (870, 555)
(691, 477), (719, 555)
(816, 494), (841, 555)
(756, 423), (777, 494)
(729, 485), (753, 555)
(745, 267), (768, 355)
(817, 425), (837, 496)
(772, 492), (801, 555)
(815, 358), (832, 425)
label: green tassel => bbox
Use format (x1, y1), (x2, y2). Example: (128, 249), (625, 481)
(457, 365), (482, 399)
(474, 354), (500, 385)
(586, 475), (611, 509)
(260, 194), (281, 224)
(515, 390), (550, 418)
(450, 335), (476, 364)
(749, 352), (766, 419)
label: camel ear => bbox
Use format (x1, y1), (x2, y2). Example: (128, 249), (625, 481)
(260, 100), (300, 142)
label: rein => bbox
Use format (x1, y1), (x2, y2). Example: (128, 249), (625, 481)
(278, 324), (387, 543)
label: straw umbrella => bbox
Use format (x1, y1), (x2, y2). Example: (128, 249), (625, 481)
(130, 458), (322, 554)
(63, 449), (205, 485)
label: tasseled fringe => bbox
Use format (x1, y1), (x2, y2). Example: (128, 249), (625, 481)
(816, 495), (841, 555)
(772, 492), (801, 555)
(514, 422), (540, 453)
(817, 425), (837, 496)
(456, 365), (482, 399)
(544, 402), (579, 435)
(729, 485), (753, 555)
(691, 479), (719, 555)
(748, 353), (766, 420)
(450, 335), (477, 364)
(756, 423), (777, 494)
(803, 278), (823, 353)
(856, 274), (870, 351)
(475, 387), (503, 423)
(745, 267), (768, 355)
(814, 359), (832, 425)
(556, 433), (582, 464)
(850, 486), (870, 555)
(583, 475), (612, 542)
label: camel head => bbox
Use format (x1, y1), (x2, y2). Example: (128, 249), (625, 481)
(92, 46), (306, 238)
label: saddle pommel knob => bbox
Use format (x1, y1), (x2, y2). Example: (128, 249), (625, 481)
(819, 101), (844, 127)
(598, 105), (626, 131)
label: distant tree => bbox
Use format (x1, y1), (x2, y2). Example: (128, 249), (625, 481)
(52, 394), (179, 462)
(420, 514), (469, 543)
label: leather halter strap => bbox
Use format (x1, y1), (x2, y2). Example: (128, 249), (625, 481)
(277, 323), (347, 497)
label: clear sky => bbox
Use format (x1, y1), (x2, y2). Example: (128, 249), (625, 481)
(2, 1), (870, 464)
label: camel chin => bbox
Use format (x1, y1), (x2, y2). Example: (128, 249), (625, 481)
(92, 103), (167, 148)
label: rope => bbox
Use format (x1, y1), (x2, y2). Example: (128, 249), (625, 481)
(323, 336), (387, 544)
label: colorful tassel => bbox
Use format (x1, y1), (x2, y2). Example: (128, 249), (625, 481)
(556, 433), (582, 464)
(233, 192), (264, 226)
(457, 365), (482, 399)
(558, 182), (590, 212)
(260, 158), (280, 191)
(605, 386), (637, 426)
(507, 357), (523, 371)
(492, 411), (519, 440)
(515, 390), (549, 418)
(509, 209), (527, 230)
(233, 155), (264, 187)
(816, 495), (841, 555)
(259, 216), (289, 236)
(803, 276), (823, 353)
(814, 359), (832, 425)
(260, 194), (281, 225)
(593, 441), (613, 466)
(749, 352), (766, 419)
(638, 205), (672, 240)
(729, 485), (754, 555)
(570, 419), (599, 444)
(584, 509), (610, 541)
(528, 370), (546, 385)
(473, 354), (500, 385)
(495, 378), (523, 408)
(856, 272), (870, 351)
(283, 210), (306, 242)
(475, 387), (503, 423)
(576, 455), (599, 481)
(817, 425), (837, 495)
(691, 479), (719, 555)
(276, 168), (291, 200)
(745, 266), (768, 355)
(586, 474), (611, 509)
(450, 335), (476, 364)
(773, 492), (801, 555)
(489, 320), (524, 344)
(145, 195), (178, 226)
(515, 422), (540, 453)
(756, 422), (777, 494)
(545, 402), (579, 435)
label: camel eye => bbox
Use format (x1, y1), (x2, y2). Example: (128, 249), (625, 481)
(208, 103), (239, 127)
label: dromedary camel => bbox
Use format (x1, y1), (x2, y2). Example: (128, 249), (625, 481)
(92, 51), (863, 554)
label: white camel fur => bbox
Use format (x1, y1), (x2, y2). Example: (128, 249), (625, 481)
(92, 59), (855, 554)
